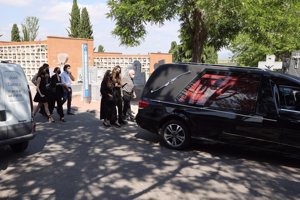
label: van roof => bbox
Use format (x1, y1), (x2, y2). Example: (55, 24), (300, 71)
(176, 62), (264, 71)
(174, 63), (300, 80)
(142, 63), (300, 101)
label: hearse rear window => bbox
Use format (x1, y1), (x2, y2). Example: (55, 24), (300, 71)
(176, 70), (261, 112)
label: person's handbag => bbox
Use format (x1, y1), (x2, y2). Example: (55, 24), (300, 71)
(123, 90), (132, 101)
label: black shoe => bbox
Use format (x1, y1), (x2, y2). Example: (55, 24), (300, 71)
(129, 114), (135, 119)
(119, 120), (127, 125)
(67, 112), (75, 115)
(103, 121), (111, 127)
(127, 116), (135, 122)
(112, 122), (121, 128)
(60, 117), (66, 122)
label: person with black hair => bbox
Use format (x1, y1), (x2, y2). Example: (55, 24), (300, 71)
(32, 66), (54, 123)
(61, 64), (75, 115)
(100, 70), (119, 127)
(32, 63), (50, 117)
(49, 67), (65, 122)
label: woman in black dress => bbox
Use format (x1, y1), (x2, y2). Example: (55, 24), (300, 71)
(48, 67), (65, 122)
(32, 66), (54, 122)
(100, 70), (119, 127)
(112, 65), (126, 125)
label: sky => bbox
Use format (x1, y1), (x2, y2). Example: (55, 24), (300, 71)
(0, 0), (232, 59)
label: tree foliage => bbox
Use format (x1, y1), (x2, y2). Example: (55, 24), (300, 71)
(230, 1), (300, 66)
(107, 0), (177, 46)
(97, 45), (105, 52)
(169, 41), (217, 63)
(230, 34), (269, 66)
(79, 7), (93, 39)
(169, 41), (180, 62)
(21, 16), (39, 41)
(68, 0), (81, 38)
(11, 24), (21, 42)
(108, 0), (299, 65)
(202, 45), (218, 64)
(107, 0), (243, 62)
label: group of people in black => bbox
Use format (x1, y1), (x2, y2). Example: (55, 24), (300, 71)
(32, 63), (75, 123)
(100, 65), (136, 127)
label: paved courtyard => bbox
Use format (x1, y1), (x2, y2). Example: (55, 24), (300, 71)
(0, 96), (300, 199)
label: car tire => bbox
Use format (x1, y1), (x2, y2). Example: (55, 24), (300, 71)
(10, 141), (29, 153)
(160, 120), (190, 150)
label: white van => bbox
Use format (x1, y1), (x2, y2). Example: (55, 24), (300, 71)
(0, 62), (35, 152)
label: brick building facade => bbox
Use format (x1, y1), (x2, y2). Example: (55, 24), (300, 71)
(0, 36), (172, 81)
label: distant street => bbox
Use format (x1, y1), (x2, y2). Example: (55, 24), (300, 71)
(0, 109), (300, 200)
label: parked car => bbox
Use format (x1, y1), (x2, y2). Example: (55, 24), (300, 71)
(0, 62), (35, 152)
(136, 63), (300, 155)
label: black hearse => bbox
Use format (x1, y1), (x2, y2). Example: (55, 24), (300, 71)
(136, 63), (300, 154)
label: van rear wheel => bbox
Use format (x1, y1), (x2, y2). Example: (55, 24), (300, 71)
(160, 120), (190, 150)
(10, 141), (29, 153)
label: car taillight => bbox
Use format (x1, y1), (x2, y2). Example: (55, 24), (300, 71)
(139, 100), (149, 109)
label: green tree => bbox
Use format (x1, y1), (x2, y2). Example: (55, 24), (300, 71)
(11, 24), (21, 42)
(201, 45), (218, 64)
(79, 7), (93, 39)
(231, 1), (300, 66)
(231, 34), (270, 66)
(97, 45), (105, 52)
(21, 16), (39, 41)
(107, 0), (243, 62)
(169, 41), (217, 63)
(68, 0), (81, 38)
(168, 41), (180, 62)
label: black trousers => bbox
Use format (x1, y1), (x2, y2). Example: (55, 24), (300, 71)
(107, 100), (117, 124)
(49, 95), (64, 118)
(122, 97), (132, 118)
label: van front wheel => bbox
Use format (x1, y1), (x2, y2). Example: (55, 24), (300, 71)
(160, 120), (190, 150)
(10, 141), (29, 153)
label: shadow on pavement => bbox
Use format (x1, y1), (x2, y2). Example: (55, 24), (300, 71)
(0, 110), (300, 200)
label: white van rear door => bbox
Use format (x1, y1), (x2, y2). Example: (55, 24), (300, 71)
(1, 64), (31, 126)
(0, 69), (8, 139)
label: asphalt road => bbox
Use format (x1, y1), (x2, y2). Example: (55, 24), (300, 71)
(0, 110), (300, 200)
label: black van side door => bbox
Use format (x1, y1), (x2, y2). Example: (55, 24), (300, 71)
(176, 70), (279, 143)
(277, 85), (300, 148)
(176, 70), (240, 138)
(232, 78), (281, 144)
(203, 73), (281, 144)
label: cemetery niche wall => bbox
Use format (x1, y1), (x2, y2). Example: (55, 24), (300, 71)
(124, 60), (146, 99)
(77, 60), (147, 101)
